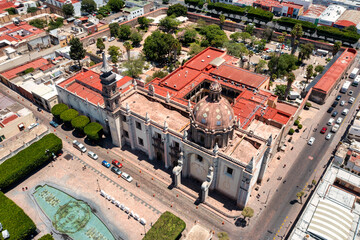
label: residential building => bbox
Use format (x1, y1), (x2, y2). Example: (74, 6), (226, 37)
(0, 92), (35, 142)
(253, 0), (283, 15)
(333, 10), (360, 32)
(125, 0), (154, 14)
(56, 48), (301, 208)
(287, 0), (312, 10)
(290, 163), (360, 240)
(14, 0), (37, 15)
(233, 0), (256, 7)
(298, 4), (327, 25)
(123, 6), (144, 21)
(49, 26), (86, 47)
(281, 2), (304, 18)
(318, 4), (346, 26)
(313, 0), (360, 10)
(46, 0), (107, 17)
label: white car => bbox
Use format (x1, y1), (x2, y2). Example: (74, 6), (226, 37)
(325, 133), (332, 140)
(109, 37), (115, 42)
(331, 124), (340, 132)
(308, 137), (315, 146)
(340, 100), (345, 106)
(121, 172), (133, 182)
(88, 151), (98, 160)
(28, 123), (38, 130)
(336, 117), (343, 124)
(349, 97), (355, 104)
(342, 108), (349, 115)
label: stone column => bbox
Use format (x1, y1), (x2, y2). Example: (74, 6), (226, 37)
(172, 152), (184, 187)
(163, 121), (170, 169)
(200, 166), (214, 203)
(125, 103), (135, 150)
(145, 112), (153, 160)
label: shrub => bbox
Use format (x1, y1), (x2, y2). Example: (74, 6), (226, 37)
(305, 102), (312, 109)
(294, 120), (299, 126)
(289, 128), (295, 135)
(217, 232), (230, 240)
(24, 67), (35, 74)
(39, 234), (55, 240)
(84, 122), (103, 141)
(60, 109), (79, 125)
(51, 103), (68, 119)
(298, 124), (303, 129)
(0, 134), (62, 190)
(143, 211), (186, 240)
(71, 115), (90, 132)
(0, 192), (37, 239)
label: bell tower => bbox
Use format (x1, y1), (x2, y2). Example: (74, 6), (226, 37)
(100, 52), (120, 112)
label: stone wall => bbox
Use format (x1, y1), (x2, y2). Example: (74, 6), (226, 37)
(0, 8), (51, 24)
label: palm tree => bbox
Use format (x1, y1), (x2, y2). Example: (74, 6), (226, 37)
(333, 41), (342, 56)
(219, 14), (225, 30)
(248, 50), (254, 69)
(124, 41), (132, 61)
(306, 64), (313, 83)
(296, 191), (305, 204)
(290, 24), (303, 55)
(284, 72), (295, 100)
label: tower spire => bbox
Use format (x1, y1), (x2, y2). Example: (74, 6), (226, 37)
(101, 52), (113, 73)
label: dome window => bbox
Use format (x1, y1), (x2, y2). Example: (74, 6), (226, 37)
(229, 115), (232, 120)
(201, 118), (206, 124)
(216, 121), (221, 126)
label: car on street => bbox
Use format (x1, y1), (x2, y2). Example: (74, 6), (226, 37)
(325, 133), (332, 140)
(37, 107), (42, 112)
(112, 160), (123, 168)
(331, 111), (338, 117)
(331, 124), (340, 132)
(340, 100), (345, 106)
(49, 121), (59, 128)
(102, 160), (111, 168)
(109, 37), (115, 42)
(73, 140), (86, 153)
(308, 137), (315, 146)
(336, 95), (341, 101)
(332, 101), (339, 107)
(336, 117), (343, 124)
(342, 108), (349, 115)
(327, 107), (334, 113)
(28, 123), (38, 130)
(327, 118), (335, 126)
(349, 90), (354, 96)
(111, 166), (122, 175)
(88, 151), (98, 160)
(320, 127), (327, 134)
(349, 97), (355, 104)
(121, 172), (133, 182)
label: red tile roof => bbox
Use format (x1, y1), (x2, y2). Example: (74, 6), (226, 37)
(185, 47), (225, 71)
(0, 1), (15, 13)
(334, 20), (356, 27)
(1, 58), (49, 79)
(1, 114), (18, 125)
(313, 48), (356, 94)
(254, 0), (282, 8)
(0, 22), (44, 42)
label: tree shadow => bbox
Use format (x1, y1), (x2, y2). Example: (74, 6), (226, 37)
(61, 123), (73, 131)
(235, 218), (247, 228)
(72, 129), (85, 138)
(289, 200), (298, 205)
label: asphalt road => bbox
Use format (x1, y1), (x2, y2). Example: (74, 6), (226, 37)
(246, 76), (360, 240)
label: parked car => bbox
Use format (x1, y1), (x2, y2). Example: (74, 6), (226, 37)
(102, 160), (111, 168)
(320, 127), (327, 134)
(325, 133), (332, 140)
(336, 117), (343, 124)
(121, 172), (133, 182)
(112, 160), (123, 168)
(88, 151), (98, 160)
(327, 118), (335, 126)
(336, 95), (341, 101)
(28, 123), (38, 130)
(109, 37), (115, 42)
(332, 101), (338, 107)
(327, 107), (334, 113)
(349, 97), (355, 104)
(49, 121), (59, 128)
(349, 90), (354, 96)
(37, 107), (42, 112)
(331, 111), (338, 117)
(340, 100), (345, 106)
(111, 166), (122, 175)
(331, 124), (340, 132)
(73, 140), (87, 153)
(308, 137), (315, 146)
(342, 108), (349, 115)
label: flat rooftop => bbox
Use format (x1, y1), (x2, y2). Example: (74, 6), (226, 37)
(335, 10), (360, 26)
(319, 5), (346, 23)
(300, 4), (327, 18)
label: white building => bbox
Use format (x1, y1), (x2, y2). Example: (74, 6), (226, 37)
(298, 4), (327, 25)
(318, 4), (347, 26)
(123, 6), (144, 21)
(313, 0), (360, 10)
(14, 1), (38, 15)
(46, 0), (106, 17)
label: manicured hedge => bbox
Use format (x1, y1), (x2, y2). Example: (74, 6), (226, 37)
(247, 7), (273, 22)
(51, 103), (68, 119)
(38, 234), (55, 240)
(0, 192), (37, 240)
(71, 115), (90, 132)
(275, 17), (316, 33)
(143, 211), (186, 240)
(185, 0), (205, 8)
(0, 133), (62, 190)
(316, 25), (360, 44)
(84, 122), (103, 141)
(207, 2), (246, 15)
(60, 109), (79, 124)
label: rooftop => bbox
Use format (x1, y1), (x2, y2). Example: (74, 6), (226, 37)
(123, 6), (142, 12)
(335, 10), (360, 27)
(319, 4), (346, 23)
(253, 0), (282, 8)
(0, 22), (44, 42)
(313, 48), (356, 94)
(300, 4), (327, 18)
(281, 1), (303, 9)
(1, 58), (49, 80)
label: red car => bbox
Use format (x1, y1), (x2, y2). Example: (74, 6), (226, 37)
(112, 160), (123, 168)
(320, 127), (327, 134)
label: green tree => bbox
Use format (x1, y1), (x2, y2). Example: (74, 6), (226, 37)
(130, 31), (142, 47)
(241, 206), (254, 225)
(62, 4), (74, 17)
(146, 70), (168, 83)
(167, 3), (187, 17)
(107, 0), (125, 12)
(248, 50), (254, 69)
(268, 53), (297, 78)
(290, 24), (303, 55)
(182, 29), (197, 45)
(333, 41), (342, 56)
(5, 7), (16, 15)
(143, 30), (180, 64)
(255, 59), (266, 73)
(199, 24), (227, 48)
(189, 43), (204, 56)
(298, 43), (314, 62)
(315, 65), (324, 74)
(306, 64), (313, 83)
(81, 0), (97, 13)
(109, 23), (120, 37)
(48, 18), (64, 31)
(108, 45), (121, 63)
(219, 14), (225, 29)
(71, 115), (90, 133)
(123, 56), (145, 78)
(51, 103), (68, 119)
(84, 122), (103, 141)
(163, 0), (169, 4)
(138, 17), (152, 30)
(39, 234), (55, 240)
(98, 5), (111, 17)
(123, 41), (132, 60)
(27, 7), (38, 13)
(263, 27), (273, 42)
(275, 84), (287, 99)
(96, 38), (105, 52)
(345, 25), (357, 33)
(296, 191), (305, 204)
(159, 16), (180, 32)
(119, 24), (131, 40)
(217, 232), (230, 240)
(224, 42), (248, 68)
(69, 37), (86, 68)
(284, 72), (295, 100)
(245, 24), (254, 34)
(240, 32), (251, 43)
(29, 19), (47, 29)
(230, 32), (241, 42)
(60, 109), (79, 126)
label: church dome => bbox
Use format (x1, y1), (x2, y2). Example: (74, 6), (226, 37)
(191, 81), (235, 131)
